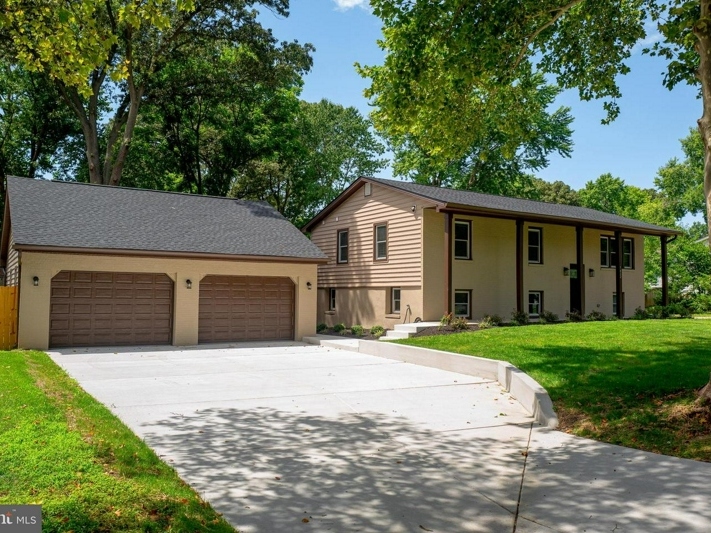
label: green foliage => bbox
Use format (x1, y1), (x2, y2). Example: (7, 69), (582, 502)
(398, 321), (711, 461)
(586, 310), (608, 322)
(316, 323), (328, 333)
(655, 129), (705, 221)
(388, 74), (573, 196)
(450, 317), (470, 331)
(510, 309), (529, 326)
(439, 313), (453, 327)
(479, 314), (504, 329)
(350, 324), (364, 336)
(333, 323), (346, 333)
(539, 310), (560, 324)
(632, 306), (649, 320)
(370, 325), (386, 338)
(0, 351), (234, 532)
(566, 310), (584, 323)
(578, 173), (653, 219)
(530, 178), (580, 206)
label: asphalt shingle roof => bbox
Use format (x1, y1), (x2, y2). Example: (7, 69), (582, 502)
(7, 177), (327, 260)
(365, 177), (679, 235)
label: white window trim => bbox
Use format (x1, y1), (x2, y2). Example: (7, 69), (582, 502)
(601, 236), (634, 269)
(391, 287), (401, 314)
(337, 230), (348, 264)
(454, 290), (471, 318)
(528, 291), (543, 317)
(375, 224), (388, 261)
(454, 220), (471, 260)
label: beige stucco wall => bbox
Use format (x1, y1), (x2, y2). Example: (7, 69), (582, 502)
(18, 251), (318, 350)
(317, 286), (422, 330)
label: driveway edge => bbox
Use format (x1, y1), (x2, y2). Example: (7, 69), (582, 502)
(304, 335), (558, 429)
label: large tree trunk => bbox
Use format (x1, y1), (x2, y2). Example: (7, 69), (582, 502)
(694, 0), (711, 400)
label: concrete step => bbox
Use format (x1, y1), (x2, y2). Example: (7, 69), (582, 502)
(381, 330), (412, 340)
(391, 322), (441, 334)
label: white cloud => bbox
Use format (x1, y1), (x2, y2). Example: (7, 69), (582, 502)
(332, 0), (369, 11)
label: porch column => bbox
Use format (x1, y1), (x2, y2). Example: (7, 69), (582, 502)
(444, 212), (452, 315)
(516, 219), (524, 313)
(576, 226), (585, 315)
(661, 235), (669, 307)
(615, 229), (623, 318)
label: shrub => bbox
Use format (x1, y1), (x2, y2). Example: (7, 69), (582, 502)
(510, 309), (529, 326)
(451, 317), (470, 330)
(565, 310), (584, 322)
(586, 310), (607, 321)
(479, 314), (503, 329)
(439, 313), (453, 327)
(632, 306), (649, 320)
(370, 325), (386, 338)
(691, 294), (711, 313)
(350, 324), (364, 336)
(539, 310), (559, 324)
(317, 323), (328, 333)
(333, 323), (346, 333)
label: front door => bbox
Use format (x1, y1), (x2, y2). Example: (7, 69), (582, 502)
(569, 263), (581, 314)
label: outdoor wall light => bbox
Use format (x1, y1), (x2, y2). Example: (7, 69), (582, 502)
(306, 281), (312, 290)
(563, 267), (569, 277)
(33, 276), (39, 286)
(186, 279), (192, 289)
(411, 205), (416, 212)
(589, 268), (595, 278)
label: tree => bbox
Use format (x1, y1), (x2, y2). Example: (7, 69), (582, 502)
(656, 128), (706, 221)
(386, 74), (574, 196)
(578, 173), (653, 219)
(530, 178), (580, 206)
(230, 98), (387, 227)
(0, 0), (310, 186)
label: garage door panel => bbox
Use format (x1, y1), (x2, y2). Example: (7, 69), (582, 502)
(50, 271), (174, 348)
(199, 275), (294, 343)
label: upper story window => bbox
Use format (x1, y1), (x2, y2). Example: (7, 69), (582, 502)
(337, 229), (349, 263)
(601, 236), (634, 269)
(374, 224), (388, 261)
(528, 227), (543, 264)
(454, 220), (471, 260)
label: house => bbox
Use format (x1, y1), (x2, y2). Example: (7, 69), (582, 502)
(1, 177), (327, 350)
(303, 177), (681, 328)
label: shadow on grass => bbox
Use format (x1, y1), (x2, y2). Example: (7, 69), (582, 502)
(140, 405), (711, 533)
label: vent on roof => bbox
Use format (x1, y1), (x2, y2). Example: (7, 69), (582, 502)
(364, 183), (372, 197)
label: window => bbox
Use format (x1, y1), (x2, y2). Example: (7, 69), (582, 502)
(454, 220), (471, 260)
(601, 236), (634, 269)
(329, 288), (336, 311)
(374, 224), (388, 260)
(454, 290), (471, 318)
(528, 228), (543, 264)
(528, 291), (543, 317)
(391, 287), (401, 314)
(337, 230), (349, 263)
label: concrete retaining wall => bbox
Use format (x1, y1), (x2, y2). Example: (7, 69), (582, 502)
(304, 335), (558, 429)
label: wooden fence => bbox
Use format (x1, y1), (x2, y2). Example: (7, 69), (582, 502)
(0, 286), (18, 350)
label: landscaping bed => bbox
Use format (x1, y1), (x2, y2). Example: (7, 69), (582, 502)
(398, 320), (711, 462)
(0, 350), (234, 532)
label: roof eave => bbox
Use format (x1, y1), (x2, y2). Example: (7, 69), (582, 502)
(13, 244), (330, 264)
(439, 203), (682, 237)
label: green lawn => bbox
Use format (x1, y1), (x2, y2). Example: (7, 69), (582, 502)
(400, 320), (711, 461)
(0, 350), (235, 533)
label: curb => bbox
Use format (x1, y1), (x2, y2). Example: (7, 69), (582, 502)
(304, 335), (558, 429)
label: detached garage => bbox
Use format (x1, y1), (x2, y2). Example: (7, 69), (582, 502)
(1, 177), (327, 350)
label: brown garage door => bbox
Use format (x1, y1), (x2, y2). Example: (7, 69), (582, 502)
(49, 271), (174, 348)
(198, 276), (294, 343)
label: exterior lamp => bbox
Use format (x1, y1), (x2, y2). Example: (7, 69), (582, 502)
(33, 276), (39, 286)
(306, 281), (313, 290)
(563, 267), (569, 277)
(186, 279), (192, 289)
(589, 268), (595, 278)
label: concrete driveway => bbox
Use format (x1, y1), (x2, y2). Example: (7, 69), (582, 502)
(49, 343), (711, 533)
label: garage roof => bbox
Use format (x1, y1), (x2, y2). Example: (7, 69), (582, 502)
(6, 177), (328, 261)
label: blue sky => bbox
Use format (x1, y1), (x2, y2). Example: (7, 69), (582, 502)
(261, 0), (701, 192)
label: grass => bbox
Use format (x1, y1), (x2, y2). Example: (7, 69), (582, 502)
(399, 320), (711, 461)
(0, 350), (235, 533)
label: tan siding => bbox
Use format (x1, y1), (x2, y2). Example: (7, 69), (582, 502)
(311, 183), (434, 287)
(6, 232), (19, 286)
(316, 286), (422, 329)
